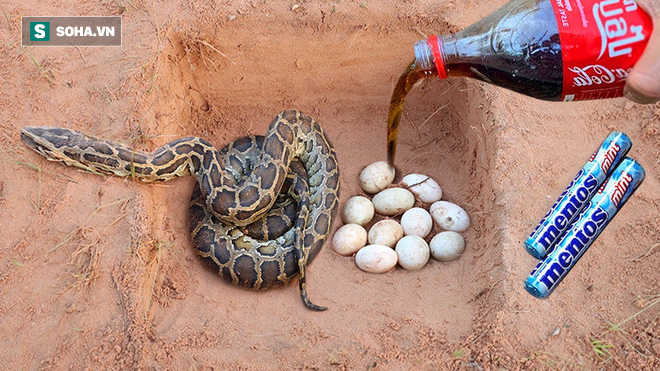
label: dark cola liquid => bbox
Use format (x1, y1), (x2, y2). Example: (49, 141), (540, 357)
(442, 0), (563, 100)
(386, 61), (435, 166)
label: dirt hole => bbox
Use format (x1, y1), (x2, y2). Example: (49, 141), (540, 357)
(137, 16), (503, 346)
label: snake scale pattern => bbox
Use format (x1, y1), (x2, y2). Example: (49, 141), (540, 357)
(21, 110), (340, 311)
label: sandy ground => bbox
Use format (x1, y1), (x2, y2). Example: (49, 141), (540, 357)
(1, 0), (659, 369)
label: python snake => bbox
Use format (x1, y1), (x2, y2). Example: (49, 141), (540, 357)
(21, 110), (340, 311)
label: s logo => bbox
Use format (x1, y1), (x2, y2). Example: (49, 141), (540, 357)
(29, 22), (50, 41)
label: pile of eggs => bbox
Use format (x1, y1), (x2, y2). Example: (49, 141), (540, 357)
(332, 161), (470, 273)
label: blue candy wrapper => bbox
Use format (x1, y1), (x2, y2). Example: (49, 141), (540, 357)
(525, 157), (645, 299)
(525, 131), (631, 259)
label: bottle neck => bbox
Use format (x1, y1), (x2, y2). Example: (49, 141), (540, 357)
(414, 35), (454, 79)
(415, 33), (526, 82)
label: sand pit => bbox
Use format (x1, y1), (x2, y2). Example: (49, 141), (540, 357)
(0, 0), (659, 369)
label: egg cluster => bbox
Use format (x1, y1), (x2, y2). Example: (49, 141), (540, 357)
(332, 161), (470, 273)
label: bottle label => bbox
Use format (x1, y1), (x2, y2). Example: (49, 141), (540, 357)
(550, 0), (653, 101)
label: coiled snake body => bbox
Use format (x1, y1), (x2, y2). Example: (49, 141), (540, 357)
(21, 110), (340, 311)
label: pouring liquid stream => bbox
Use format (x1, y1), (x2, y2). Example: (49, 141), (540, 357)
(386, 60), (437, 167)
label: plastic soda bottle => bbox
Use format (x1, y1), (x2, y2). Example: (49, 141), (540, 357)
(413, 0), (654, 101)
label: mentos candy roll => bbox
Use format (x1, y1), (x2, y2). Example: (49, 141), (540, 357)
(524, 157), (645, 299)
(525, 131), (631, 259)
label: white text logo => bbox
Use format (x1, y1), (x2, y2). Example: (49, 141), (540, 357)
(594, 0), (646, 59)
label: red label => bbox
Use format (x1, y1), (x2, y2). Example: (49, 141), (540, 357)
(550, 0), (654, 101)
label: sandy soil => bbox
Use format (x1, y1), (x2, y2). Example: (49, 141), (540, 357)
(1, 0), (659, 369)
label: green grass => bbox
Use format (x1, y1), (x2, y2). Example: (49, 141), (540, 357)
(452, 348), (466, 358)
(94, 84), (118, 105)
(590, 289), (660, 363)
(12, 158), (43, 210)
(9, 154), (79, 211)
(23, 48), (55, 84)
(0, 4), (11, 30)
(589, 338), (613, 362)
(527, 351), (589, 370)
(604, 293), (660, 335)
(12, 258), (24, 267)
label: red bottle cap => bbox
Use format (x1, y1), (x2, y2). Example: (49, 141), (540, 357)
(427, 35), (448, 79)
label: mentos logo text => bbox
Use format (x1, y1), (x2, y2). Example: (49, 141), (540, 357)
(538, 206), (610, 290)
(533, 172), (600, 251)
(611, 172), (633, 206)
(529, 170), (582, 238)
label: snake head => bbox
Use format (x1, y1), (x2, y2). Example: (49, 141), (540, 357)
(21, 126), (74, 162)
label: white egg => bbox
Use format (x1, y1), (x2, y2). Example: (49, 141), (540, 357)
(332, 224), (368, 256)
(368, 219), (404, 248)
(429, 201), (470, 232)
(341, 196), (375, 226)
(355, 244), (398, 273)
(400, 207), (433, 238)
(372, 188), (415, 216)
(430, 231), (465, 262)
(359, 161), (396, 194)
(394, 236), (430, 270)
(401, 173), (442, 203)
